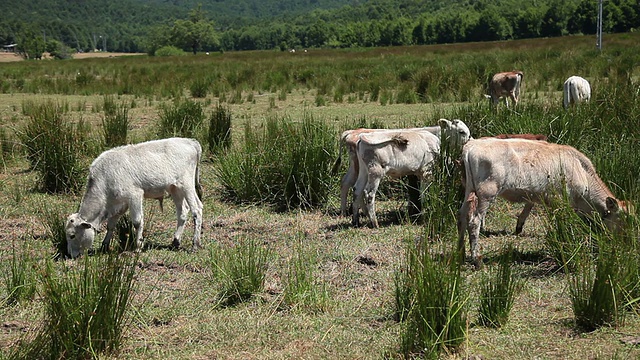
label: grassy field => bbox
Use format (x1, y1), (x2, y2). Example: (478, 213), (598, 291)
(0, 33), (639, 359)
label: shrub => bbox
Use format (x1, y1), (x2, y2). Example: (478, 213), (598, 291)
(207, 104), (232, 154)
(281, 234), (328, 313)
(216, 114), (336, 210)
(158, 98), (205, 139)
(18, 100), (86, 193)
(2, 246), (37, 306)
(40, 205), (70, 260)
(190, 78), (209, 98)
(154, 46), (187, 57)
(396, 239), (467, 358)
(9, 253), (138, 359)
(477, 245), (522, 328)
(101, 95), (130, 148)
(208, 236), (270, 307)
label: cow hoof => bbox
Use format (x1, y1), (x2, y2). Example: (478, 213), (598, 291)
(171, 238), (181, 249)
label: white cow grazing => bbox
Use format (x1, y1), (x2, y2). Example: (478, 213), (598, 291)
(563, 75), (591, 109)
(352, 119), (472, 228)
(65, 137), (204, 258)
(334, 125), (441, 216)
(457, 138), (628, 269)
(485, 71), (524, 108)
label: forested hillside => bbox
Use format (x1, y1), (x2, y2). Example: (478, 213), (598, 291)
(0, 0), (638, 55)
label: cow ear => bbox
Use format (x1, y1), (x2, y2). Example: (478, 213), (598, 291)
(80, 221), (93, 229)
(438, 118), (451, 129)
(605, 197), (620, 213)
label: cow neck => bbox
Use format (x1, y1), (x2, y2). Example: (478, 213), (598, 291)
(586, 173), (617, 211)
(77, 177), (109, 227)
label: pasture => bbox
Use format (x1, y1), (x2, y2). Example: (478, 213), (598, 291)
(0, 32), (639, 359)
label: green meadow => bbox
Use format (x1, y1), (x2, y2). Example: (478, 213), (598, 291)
(0, 32), (639, 359)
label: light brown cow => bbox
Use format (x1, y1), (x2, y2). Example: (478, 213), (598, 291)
(485, 71), (524, 108)
(353, 119), (472, 228)
(490, 133), (547, 141)
(333, 125), (441, 216)
(457, 138), (628, 269)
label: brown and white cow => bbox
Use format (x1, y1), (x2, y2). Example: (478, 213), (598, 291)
(333, 125), (441, 216)
(352, 119), (472, 228)
(485, 71), (524, 108)
(563, 75), (591, 109)
(457, 138), (628, 269)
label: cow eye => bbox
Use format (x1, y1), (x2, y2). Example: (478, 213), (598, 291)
(70, 235), (75, 239)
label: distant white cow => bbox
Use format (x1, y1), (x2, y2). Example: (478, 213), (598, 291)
(65, 138), (204, 258)
(485, 71), (524, 108)
(457, 138), (629, 269)
(563, 75), (591, 109)
(352, 119), (472, 228)
(333, 125), (441, 216)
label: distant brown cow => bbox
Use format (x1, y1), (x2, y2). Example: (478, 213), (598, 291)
(485, 71), (524, 108)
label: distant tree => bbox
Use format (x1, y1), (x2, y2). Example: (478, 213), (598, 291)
(473, 10), (513, 41)
(541, 0), (575, 37)
(567, 0), (597, 35)
(514, 8), (544, 39)
(16, 27), (46, 60)
(46, 39), (73, 59)
(171, 5), (219, 54)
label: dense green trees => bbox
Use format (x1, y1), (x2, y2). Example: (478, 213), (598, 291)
(0, 0), (639, 56)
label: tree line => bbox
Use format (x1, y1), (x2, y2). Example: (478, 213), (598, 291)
(0, 0), (638, 57)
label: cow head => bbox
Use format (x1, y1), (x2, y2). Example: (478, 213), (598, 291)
(603, 197), (633, 234)
(65, 213), (96, 259)
(438, 118), (472, 149)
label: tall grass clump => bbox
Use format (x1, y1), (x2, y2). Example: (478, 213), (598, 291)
(208, 236), (270, 307)
(0, 126), (19, 168)
(207, 104), (232, 154)
(395, 240), (467, 358)
(157, 98), (205, 139)
(543, 189), (592, 272)
(9, 253), (138, 359)
(420, 132), (465, 235)
(216, 114), (336, 210)
(18, 100), (86, 193)
(477, 245), (522, 328)
(101, 95), (130, 148)
(544, 192), (638, 331)
(281, 234), (328, 313)
(40, 205), (71, 260)
(190, 78), (210, 98)
(2, 246), (37, 306)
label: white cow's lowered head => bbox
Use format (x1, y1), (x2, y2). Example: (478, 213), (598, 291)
(65, 213), (96, 258)
(438, 118), (472, 148)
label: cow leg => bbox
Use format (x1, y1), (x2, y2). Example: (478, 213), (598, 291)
(183, 188), (204, 251)
(457, 193), (473, 262)
(515, 202), (534, 235)
(352, 159), (368, 227)
(129, 197), (145, 252)
(340, 160), (358, 216)
(364, 165), (384, 228)
(170, 192), (188, 249)
(407, 175), (421, 222)
(101, 216), (120, 253)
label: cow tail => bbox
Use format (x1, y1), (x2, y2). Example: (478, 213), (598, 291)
(194, 140), (203, 201)
(563, 80), (571, 109)
(195, 161), (203, 201)
(331, 138), (345, 175)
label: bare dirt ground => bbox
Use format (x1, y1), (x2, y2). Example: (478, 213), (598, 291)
(0, 52), (144, 62)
